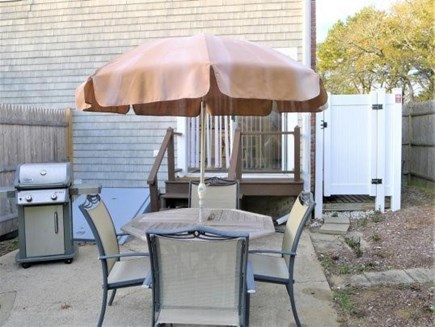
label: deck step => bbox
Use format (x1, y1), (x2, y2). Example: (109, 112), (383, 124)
(161, 192), (188, 199)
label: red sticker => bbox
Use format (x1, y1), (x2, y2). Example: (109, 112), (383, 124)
(395, 94), (402, 103)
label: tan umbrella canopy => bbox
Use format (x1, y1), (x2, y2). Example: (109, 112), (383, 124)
(75, 34), (327, 214)
(76, 34), (327, 115)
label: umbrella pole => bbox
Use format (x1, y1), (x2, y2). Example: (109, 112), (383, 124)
(198, 100), (207, 222)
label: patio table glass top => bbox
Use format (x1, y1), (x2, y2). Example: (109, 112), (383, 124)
(121, 208), (275, 240)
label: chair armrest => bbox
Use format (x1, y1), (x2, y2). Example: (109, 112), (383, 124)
(275, 214), (288, 225)
(116, 232), (130, 238)
(246, 261), (256, 294)
(142, 271), (153, 289)
(249, 249), (296, 257)
(99, 252), (149, 260)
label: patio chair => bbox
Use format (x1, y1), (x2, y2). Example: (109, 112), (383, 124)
(79, 194), (150, 327)
(144, 226), (255, 326)
(189, 176), (240, 209)
(248, 192), (315, 327)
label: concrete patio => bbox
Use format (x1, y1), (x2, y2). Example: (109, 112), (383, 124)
(0, 230), (339, 327)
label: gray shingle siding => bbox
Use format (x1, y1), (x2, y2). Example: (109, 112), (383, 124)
(1, 0), (306, 188)
(73, 111), (175, 188)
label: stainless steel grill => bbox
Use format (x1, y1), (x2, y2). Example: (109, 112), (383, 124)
(14, 162), (77, 268)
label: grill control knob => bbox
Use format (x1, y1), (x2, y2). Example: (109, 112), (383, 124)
(51, 193), (58, 200)
(25, 195), (32, 202)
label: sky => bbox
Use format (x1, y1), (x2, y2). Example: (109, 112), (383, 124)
(316, 0), (400, 42)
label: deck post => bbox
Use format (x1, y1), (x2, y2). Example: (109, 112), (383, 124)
(228, 128), (242, 180)
(294, 126), (301, 181)
(167, 129), (175, 181)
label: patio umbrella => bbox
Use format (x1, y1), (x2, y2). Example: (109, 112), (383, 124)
(75, 34), (328, 216)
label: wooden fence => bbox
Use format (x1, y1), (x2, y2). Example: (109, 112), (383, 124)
(402, 100), (435, 188)
(0, 104), (71, 236)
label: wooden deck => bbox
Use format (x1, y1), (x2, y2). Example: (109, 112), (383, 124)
(147, 127), (303, 212)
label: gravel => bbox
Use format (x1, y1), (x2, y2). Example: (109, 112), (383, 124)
(312, 185), (435, 327)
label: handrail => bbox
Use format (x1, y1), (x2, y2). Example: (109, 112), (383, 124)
(228, 126), (301, 181)
(147, 127), (179, 212)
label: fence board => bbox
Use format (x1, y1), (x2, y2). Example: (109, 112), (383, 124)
(402, 100), (435, 186)
(0, 104), (69, 235)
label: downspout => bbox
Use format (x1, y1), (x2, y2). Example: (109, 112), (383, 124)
(302, 0), (312, 192)
(302, 0), (312, 68)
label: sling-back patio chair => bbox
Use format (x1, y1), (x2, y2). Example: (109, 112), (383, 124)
(189, 177), (240, 209)
(144, 226), (255, 326)
(79, 194), (150, 327)
(248, 192), (315, 327)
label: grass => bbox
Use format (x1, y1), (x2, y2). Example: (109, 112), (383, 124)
(337, 265), (354, 275)
(357, 217), (368, 227)
(333, 289), (354, 313)
(370, 210), (384, 223)
(337, 263), (376, 275)
(319, 255), (334, 270)
(405, 179), (435, 195)
(371, 232), (381, 242)
(344, 236), (363, 257)
(319, 253), (377, 275)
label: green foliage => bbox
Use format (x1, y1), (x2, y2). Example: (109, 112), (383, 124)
(344, 236), (363, 257)
(357, 217), (368, 227)
(319, 252), (376, 275)
(317, 0), (434, 102)
(370, 211), (384, 223)
(333, 289), (355, 313)
(337, 264), (354, 275)
(371, 232), (381, 242)
(319, 254), (334, 269)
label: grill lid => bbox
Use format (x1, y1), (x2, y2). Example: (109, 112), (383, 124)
(15, 162), (72, 189)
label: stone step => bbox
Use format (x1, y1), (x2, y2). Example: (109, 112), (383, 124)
(318, 223), (349, 235)
(323, 216), (350, 224)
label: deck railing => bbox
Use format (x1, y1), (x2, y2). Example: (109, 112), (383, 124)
(147, 127), (181, 211)
(228, 126), (301, 181)
(149, 126), (301, 211)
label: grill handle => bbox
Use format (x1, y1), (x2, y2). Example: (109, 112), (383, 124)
(54, 211), (59, 234)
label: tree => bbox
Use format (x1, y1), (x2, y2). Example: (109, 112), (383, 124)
(317, 0), (434, 102)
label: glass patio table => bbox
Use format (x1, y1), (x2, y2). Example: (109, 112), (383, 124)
(121, 207), (275, 240)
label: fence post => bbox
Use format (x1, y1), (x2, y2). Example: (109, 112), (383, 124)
(65, 108), (73, 163)
(314, 107), (326, 219)
(390, 88), (402, 211)
(373, 89), (386, 212)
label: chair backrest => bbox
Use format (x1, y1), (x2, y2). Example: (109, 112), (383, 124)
(146, 226), (249, 326)
(79, 194), (120, 274)
(189, 177), (239, 209)
(282, 192), (315, 267)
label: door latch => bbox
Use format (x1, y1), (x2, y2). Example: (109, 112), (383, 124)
(320, 120), (328, 129)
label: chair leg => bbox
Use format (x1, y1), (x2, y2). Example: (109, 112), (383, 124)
(108, 289), (117, 306)
(98, 287), (109, 327)
(245, 293), (250, 327)
(286, 283), (301, 327)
